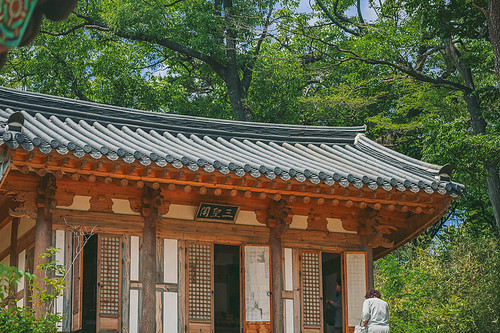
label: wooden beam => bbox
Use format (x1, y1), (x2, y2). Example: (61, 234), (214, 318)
(7, 165), (446, 211)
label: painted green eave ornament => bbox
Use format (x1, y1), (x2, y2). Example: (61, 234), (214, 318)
(0, 0), (77, 67)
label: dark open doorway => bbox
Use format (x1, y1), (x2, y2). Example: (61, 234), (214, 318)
(322, 252), (342, 333)
(81, 234), (98, 333)
(214, 244), (240, 333)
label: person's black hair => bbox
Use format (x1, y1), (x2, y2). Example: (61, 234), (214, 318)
(364, 289), (381, 299)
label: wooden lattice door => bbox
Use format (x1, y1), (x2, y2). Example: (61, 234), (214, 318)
(186, 242), (214, 333)
(300, 250), (323, 333)
(96, 234), (122, 332)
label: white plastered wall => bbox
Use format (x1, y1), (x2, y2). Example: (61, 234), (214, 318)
(56, 195), (90, 211)
(18, 217), (36, 239)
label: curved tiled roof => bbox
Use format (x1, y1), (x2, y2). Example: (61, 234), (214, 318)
(0, 87), (464, 196)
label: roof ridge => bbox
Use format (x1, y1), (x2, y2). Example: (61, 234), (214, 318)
(0, 87), (365, 144)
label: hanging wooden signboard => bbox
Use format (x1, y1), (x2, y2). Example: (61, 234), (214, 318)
(195, 203), (240, 223)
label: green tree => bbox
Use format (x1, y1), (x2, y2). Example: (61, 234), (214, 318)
(375, 226), (500, 332)
(2, 0), (279, 121)
(279, 0), (500, 232)
(0, 247), (67, 333)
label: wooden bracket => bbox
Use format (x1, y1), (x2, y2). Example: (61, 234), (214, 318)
(307, 212), (328, 231)
(257, 199), (293, 237)
(36, 174), (57, 212)
(358, 210), (396, 249)
(136, 187), (170, 219)
(7, 191), (37, 218)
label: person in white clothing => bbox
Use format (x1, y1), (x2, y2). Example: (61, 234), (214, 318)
(361, 289), (390, 333)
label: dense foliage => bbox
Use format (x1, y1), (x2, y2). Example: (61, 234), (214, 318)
(376, 224), (500, 332)
(0, 248), (66, 332)
(0, 0), (499, 331)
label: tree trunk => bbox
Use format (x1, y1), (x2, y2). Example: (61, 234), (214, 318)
(488, 0), (500, 89)
(225, 72), (253, 121)
(447, 40), (500, 231)
(223, 0), (253, 122)
(486, 164), (500, 231)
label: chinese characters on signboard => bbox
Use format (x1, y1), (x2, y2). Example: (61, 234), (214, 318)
(195, 203), (240, 223)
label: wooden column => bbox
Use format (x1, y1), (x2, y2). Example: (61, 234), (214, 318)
(33, 174), (57, 318)
(140, 187), (162, 333)
(269, 228), (284, 333)
(263, 200), (292, 333)
(359, 234), (374, 290)
(8, 217), (19, 307)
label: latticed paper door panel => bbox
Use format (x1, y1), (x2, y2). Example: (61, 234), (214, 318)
(243, 245), (272, 333)
(187, 242), (213, 329)
(97, 235), (122, 332)
(301, 251), (322, 331)
(344, 252), (367, 329)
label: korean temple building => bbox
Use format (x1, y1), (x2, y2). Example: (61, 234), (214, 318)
(0, 87), (463, 333)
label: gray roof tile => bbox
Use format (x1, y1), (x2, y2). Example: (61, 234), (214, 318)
(0, 87), (464, 196)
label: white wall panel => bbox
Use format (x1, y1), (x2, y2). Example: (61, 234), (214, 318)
(129, 289), (139, 333)
(163, 239), (178, 283)
(163, 292), (178, 333)
(285, 299), (294, 333)
(55, 230), (65, 276)
(130, 236), (139, 281)
(17, 250), (25, 292)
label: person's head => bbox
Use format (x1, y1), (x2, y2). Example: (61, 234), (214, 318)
(364, 289), (381, 299)
(335, 283), (342, 293)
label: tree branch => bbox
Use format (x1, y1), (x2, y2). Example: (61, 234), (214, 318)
(72, 11), (227, 77)
(357, 0), (365, 24)
(296, 30), (473, 92)
(241, 5), (274, 94)
(315, 0), (361, 36)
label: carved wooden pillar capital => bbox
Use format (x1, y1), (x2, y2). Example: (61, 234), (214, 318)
(134, 187), (170, 219)
(36, 174), (57, 212)
(256, 199), (293, 236)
